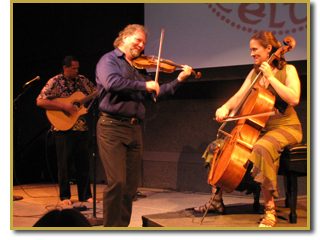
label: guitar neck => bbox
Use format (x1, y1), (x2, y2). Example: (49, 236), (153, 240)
(79, 90), (98, 105)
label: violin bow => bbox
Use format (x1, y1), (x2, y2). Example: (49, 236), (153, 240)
(153, 29), (165, 102)
(213, 110), (278, 122)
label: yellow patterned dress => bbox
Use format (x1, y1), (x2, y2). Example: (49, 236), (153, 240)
(249, 64), (303, 197)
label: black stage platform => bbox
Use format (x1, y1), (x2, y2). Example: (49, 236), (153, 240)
(142, 197), (308, 229)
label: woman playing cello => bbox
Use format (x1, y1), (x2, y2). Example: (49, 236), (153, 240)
(194, 31), (303, 227)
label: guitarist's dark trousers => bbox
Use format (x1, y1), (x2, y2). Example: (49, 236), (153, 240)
(53, 130), (92, 201)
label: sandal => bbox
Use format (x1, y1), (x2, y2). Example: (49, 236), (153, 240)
(193, 198), (226, 214)
(259, 206), (277, 227)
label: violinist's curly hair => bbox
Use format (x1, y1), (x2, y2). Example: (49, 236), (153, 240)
(113, 24), (149, 49)
(251, 31), (287, 72)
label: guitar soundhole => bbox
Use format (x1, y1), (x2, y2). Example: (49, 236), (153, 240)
(73, 101), (81, 109)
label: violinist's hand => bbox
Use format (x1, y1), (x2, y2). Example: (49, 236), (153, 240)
(146, 81), (160, 96)
(259, 62), (273, 80)
(177, 65), (192, 82)
(215, 106), (229, 123)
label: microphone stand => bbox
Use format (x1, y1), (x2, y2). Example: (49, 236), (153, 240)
(13, 84), (35, 201)
(86, 96), (103, 226)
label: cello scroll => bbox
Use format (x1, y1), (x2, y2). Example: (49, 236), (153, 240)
(273, 36), (296, 61)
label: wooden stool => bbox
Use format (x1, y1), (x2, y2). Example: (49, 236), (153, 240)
(278, 142), (308, 223)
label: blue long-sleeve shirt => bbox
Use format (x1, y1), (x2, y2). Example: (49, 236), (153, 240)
(95, 48), (181, 120)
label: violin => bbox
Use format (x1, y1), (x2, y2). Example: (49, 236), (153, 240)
(133, 54), (201, 79)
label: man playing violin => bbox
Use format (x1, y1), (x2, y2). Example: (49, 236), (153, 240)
(193, 31), (302, 228)
(95, 24), (192, 227)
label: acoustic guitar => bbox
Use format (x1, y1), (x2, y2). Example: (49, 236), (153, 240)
(46, 90), (97, 131)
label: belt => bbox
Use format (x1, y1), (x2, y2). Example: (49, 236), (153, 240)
(100, 112), (141, 125)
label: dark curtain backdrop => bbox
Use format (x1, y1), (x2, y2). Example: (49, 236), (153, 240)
(13, 3), (144, 184)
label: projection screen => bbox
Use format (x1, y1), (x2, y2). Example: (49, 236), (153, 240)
(144, 3), (308, 70)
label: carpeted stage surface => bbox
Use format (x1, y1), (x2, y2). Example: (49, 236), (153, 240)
(12, 184), (308, 229)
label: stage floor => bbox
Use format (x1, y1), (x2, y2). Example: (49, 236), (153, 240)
(12, 183), (308, 229)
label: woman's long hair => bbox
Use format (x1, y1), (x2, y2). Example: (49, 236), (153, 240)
(251, 31), (287, 72)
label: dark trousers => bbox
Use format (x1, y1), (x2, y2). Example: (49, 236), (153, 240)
(54, 130), (92, 201)
(96, 115), (142, 227)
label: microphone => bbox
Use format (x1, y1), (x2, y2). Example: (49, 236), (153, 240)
(23, 76), (40, 88)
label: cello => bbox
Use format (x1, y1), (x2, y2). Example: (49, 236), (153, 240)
(203, 36), (296, 209)
(199, 36), (296, 224)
